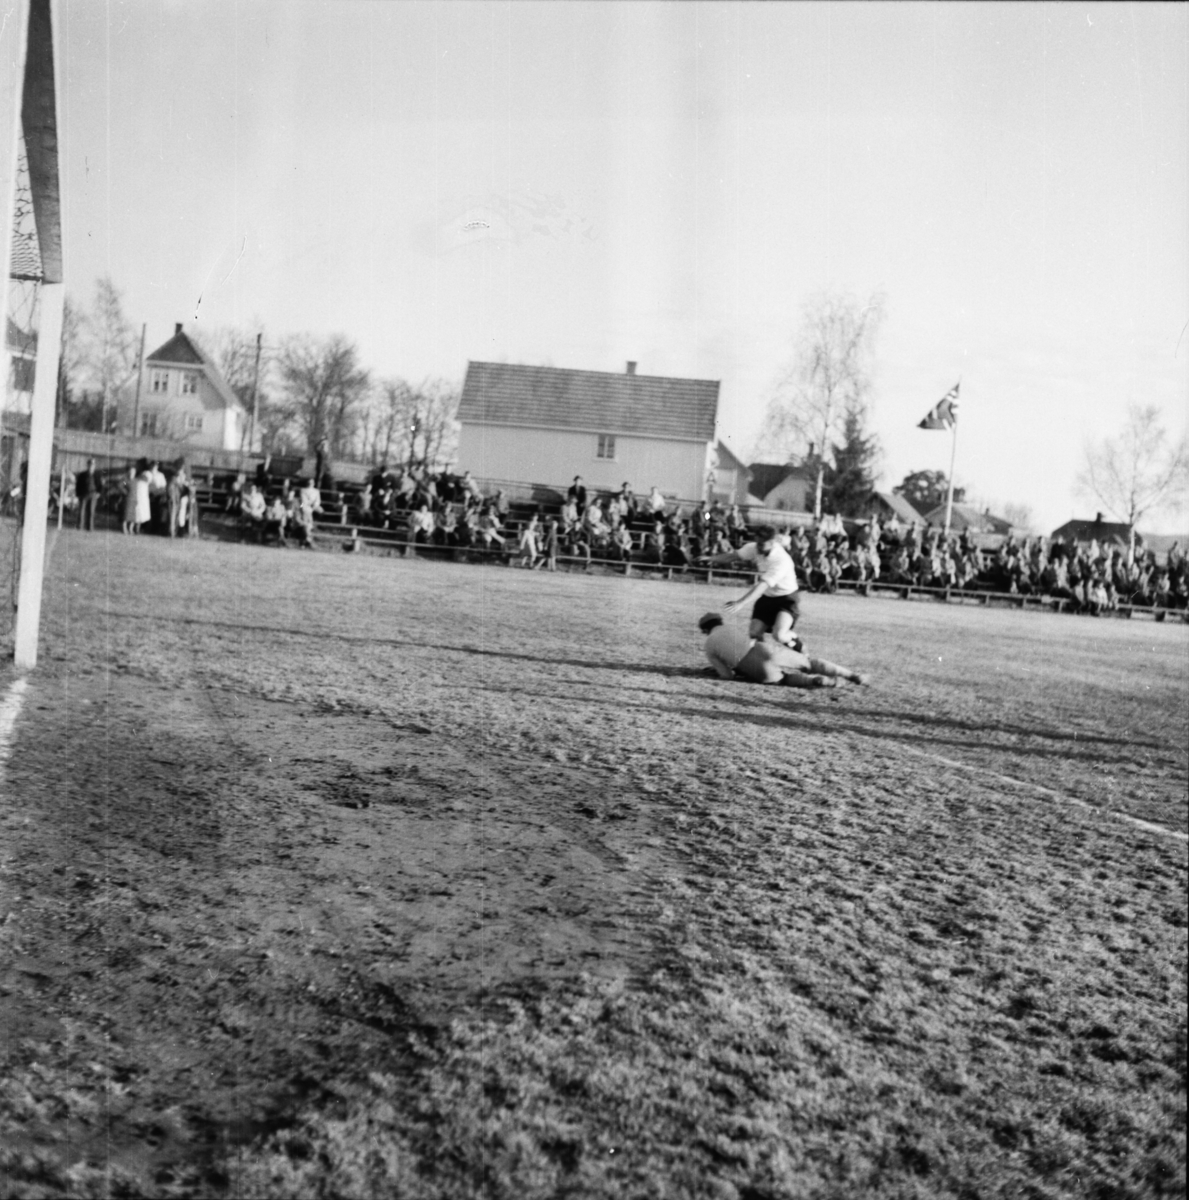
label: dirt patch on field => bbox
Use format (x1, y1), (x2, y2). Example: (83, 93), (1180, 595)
(0, 663), (680, 1194)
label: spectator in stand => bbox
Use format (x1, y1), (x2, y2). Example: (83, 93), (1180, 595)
(417, 472), (439, 511)
(562, 516), (592, 568)
(477, 504), (506, 553)
(560, 495), (581, 537)
(611, 483), (637, 525)
(314, 436), (329, 487)
(166, 463), (186, 538)
(75, 458), (101, 531)
(457, 504), (480, 548)
(460, 470), (484, 508)
(643, 519), (665, 564)
(262, 494), (288, 545)
(437, 504), (459, 546)
(517, 512), (542, 568)
(567, 476), (588, 515)
(299, 478), (323, 523)
(583, 498), (610, 550)
(223, 472), (245, 516)
(396, 470), (416, 510)
(147, 460), (167, 532)
(688, 501), (708, 556)
(493, 488), (511, 521)
(287, 495), (315, 549)
(609, 523), (634, 563)
(542, 516), (561, 571)
(647, 485), (667, 518)
(255, 454), (273, 492)
(121, 466), (139, 535)
(407, 502), (435, 546)
(355, 483), (373, 526)
(375, 482), (396, 529)
(726, 504), (747, 547)
(179, 472), (199, 537)
(664, 518), (694, 570)
(241, 483), (266, 541)
(888, 546), (913, 585)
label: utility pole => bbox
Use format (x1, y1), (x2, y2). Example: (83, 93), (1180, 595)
(131, 322), (145, 440)
(248, 332), (262, 454)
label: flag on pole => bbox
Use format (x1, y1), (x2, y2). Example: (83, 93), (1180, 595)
(918, 383), (959, 430)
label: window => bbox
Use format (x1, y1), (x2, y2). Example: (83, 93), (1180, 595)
(185, 412), (204, 432)
(596, 434), (616, 460)
(139, 412), (158, 437)
(150, 370), (169, 394)
(180, 372), (198, 395)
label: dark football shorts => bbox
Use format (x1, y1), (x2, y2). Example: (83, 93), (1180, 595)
(751, 590), (801, 630)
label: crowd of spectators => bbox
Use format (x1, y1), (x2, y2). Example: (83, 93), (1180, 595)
(216, 458), (1188, 616)
(782, 514), (1188, 615)
(111, 457), (200, 537)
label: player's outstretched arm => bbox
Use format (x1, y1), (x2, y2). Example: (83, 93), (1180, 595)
(722, 579), (767, 616)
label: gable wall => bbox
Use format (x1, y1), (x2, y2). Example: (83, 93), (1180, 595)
(458, 423), (712, 503)
(119, 371), (241, 450)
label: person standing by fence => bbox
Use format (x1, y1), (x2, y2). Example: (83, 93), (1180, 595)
(75, 458), (100, 531)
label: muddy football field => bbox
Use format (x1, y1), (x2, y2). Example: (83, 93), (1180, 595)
(1, 530), (1186, 1199)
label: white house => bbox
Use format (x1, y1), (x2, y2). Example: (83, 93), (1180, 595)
(456, 360), (720, 503)
(121, 323), (249, 452)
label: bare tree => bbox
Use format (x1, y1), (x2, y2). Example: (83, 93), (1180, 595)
(275, 334), (370, 460)
(76, 276), (138, 433)
(756, 290), (885, 519)
(364, 378), (459, 471)
(56, 294), (86, 426)
(192, 324), (281, 452)
(1077, 404), (1188, 559)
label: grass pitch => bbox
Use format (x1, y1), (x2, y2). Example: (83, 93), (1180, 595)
(1, 531), (1185, 1199)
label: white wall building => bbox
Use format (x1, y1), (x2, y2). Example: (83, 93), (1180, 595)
(457, 360), (720, 504)
(120, 323), (249, 452)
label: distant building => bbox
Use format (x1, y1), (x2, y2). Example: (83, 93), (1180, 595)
(867, 491), (925, 526)
(119, 323), (249, 452)
(1051, 513), (1186, 561)
(456, 360), (719, 503)
(924, 501), (1014, 535)
(708, 440), (751, 507)
(746, 461), (817, 512)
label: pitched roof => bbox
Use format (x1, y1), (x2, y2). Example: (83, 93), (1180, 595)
(924, 502), (1013, 533)
(145, 325), (243, 411)
(873, 491), (924, 524)
(714, 440), (748, 474)
(458, 361), (718, 443)
(746, 462), (815, 501)
(1050, 516), (1132, 543)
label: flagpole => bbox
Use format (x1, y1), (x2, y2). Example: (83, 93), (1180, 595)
(942, 377), (961, 539)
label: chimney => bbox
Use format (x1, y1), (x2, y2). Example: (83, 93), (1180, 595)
(626, 361), (636, 376)
(175, 322), (183, 335)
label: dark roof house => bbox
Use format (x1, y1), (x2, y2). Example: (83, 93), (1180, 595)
(924, 501), (1014, 534)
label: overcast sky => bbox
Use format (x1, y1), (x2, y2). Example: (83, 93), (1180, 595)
(57, 1), (1187, 531)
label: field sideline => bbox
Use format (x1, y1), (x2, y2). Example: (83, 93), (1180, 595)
(1, 531), (1186, 1199)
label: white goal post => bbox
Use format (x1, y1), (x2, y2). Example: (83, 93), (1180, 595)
(2, 0), (64, 671)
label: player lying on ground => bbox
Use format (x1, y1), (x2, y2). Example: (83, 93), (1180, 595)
(696, 524), (801, 647)
(698, 612), (867, 689)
